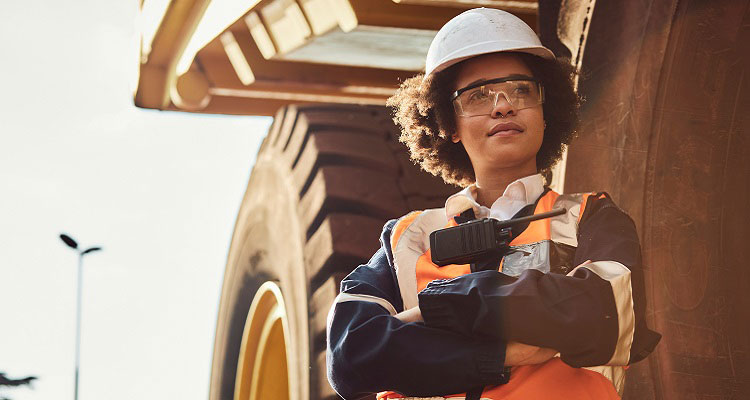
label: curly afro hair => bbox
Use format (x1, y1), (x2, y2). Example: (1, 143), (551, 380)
(387, 53), (581, 187)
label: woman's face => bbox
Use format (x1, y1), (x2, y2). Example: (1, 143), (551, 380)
(452, 53), (544, 176)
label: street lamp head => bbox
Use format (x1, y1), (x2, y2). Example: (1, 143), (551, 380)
(82, 246), (103, 255)
(59, 234), (79, 250)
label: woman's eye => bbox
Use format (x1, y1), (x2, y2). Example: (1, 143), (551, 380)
(467, 90), (489, 103)
(514, 84), (531, 95)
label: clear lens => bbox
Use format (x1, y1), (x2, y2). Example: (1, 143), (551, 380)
(453, 80), (543, 117)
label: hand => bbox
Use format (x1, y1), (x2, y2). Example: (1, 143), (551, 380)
(504, 341), (557, 366)
(395, 306), (423, 323)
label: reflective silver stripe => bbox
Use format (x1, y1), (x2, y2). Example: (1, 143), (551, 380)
(569, 260), (635, 366)
(392, 208), (447, 310)
(550, 192), (586, 247)
(501, 240), (551, 276)
(334, 293), (398, 316)
(582, 365), (626, 396)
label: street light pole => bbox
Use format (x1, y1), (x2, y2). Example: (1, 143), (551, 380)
(74, 252), (82, 400)
(59, 233), (102, 400)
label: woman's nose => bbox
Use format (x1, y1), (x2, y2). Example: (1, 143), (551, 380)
(491, 92), (515, 118)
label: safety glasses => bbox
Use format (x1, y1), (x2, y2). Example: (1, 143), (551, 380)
(452, 77), (544, 117)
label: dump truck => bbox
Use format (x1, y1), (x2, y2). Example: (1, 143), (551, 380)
(134, 0), (750, 398)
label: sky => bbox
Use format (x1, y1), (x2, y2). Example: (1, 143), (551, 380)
(0, 1), (272, 399)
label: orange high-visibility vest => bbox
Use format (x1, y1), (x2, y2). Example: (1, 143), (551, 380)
(378, 190), (623, 400)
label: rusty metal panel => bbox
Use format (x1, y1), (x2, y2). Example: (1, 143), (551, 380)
(555, 0), (750, 398)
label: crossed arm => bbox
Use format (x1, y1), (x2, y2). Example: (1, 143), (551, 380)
(327, 197), (660, 399)
(394, 276), (576, 366)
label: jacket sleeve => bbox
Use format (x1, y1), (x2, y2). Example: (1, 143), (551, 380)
(326, 219), (509, 400)
(418, 194), (661, 368)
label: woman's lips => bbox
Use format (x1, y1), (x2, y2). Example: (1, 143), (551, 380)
(488, 122), (524, 137)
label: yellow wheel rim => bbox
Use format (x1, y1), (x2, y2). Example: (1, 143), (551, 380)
(234, 282), (291, 400)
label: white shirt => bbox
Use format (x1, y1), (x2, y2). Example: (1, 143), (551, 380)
(444, 173), (546, 221)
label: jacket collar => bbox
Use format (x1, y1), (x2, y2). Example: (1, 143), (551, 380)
(445, 173), (545, 220)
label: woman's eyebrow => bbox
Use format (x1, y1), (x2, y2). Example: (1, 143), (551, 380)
(464, 78), (487, 87)
(462, 74), (535, 88)
(503, 73), (534, 80)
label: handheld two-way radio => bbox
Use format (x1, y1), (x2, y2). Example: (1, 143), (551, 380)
(429, 208), (567, 266)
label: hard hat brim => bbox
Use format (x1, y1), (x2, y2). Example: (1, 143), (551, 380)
(426, 40), (556, 80)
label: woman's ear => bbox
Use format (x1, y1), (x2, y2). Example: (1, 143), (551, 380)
(451, 134), (460, 143)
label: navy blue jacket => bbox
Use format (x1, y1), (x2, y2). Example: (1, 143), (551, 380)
(326, 194), (660, 399)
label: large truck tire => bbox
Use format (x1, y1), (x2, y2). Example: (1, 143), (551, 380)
(208, 104), (457, 400)
(545, 0), (750, 398)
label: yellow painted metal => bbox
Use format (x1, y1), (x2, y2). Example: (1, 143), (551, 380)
(245, 12), (277, 60)
(209, 87), (387, 106)
(140, 0), (172, 59)
(136, 0), (540, 115)
(234, 282), (291, 400)
(260, 0), (313, 55)
(277, 25), (436, 70)
(135, 0), (211, 109)
(171, 66), (211, 111)
(176, 0), (264, 75)
(249, 307), (289, 400)
(220, 31), (256, 85)
(299, 0), (345, 35)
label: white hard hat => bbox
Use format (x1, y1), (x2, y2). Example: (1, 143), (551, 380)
(424, 8), (555, 80)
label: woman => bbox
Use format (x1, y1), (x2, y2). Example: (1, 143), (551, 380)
(327, 8), (660, 400)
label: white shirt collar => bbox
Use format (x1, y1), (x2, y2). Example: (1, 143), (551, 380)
(445, 173), (545, 221)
